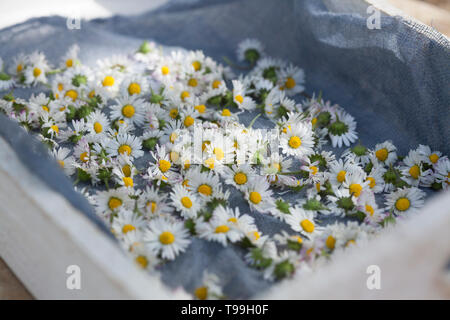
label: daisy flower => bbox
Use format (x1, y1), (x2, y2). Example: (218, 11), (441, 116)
(138, 186), (173, 217)
(244, 176), (275, 213)
(8, 52), (27, 76)
(106, 133), (144, 159)
(399, 149), (433, 187)
(433, 157), (449, 190)
(417, 144), (443, 166)
(384, 187), (426, 215)
(111, 209), (146, 238)
(356, 190), (384, 226)
(51, 147), (75, 176)
(278, 64), (305, 96)
(187, 167), (221, 200)
(372, 140), (397, 166)
(85, 110), (110, 141)
(221, 164), (255, 191)
(146, 145), (179, 184)
(232, 80), (256, 111)
(0, 57), (14, 91)
(279, 120), (314, 159)
(285, 206), (320, 238)
(328, 158), (361, 188)
(196, 206), (245, 246)
(60, 44), (80, 69)
(341, 168), (369, 198)
(327, 110), (358, 148)
(94, 187), (134, 215)
(365, 164), (386, 194)
(24, 51), (50, 86)
(236, 38), (264, 64)
(110, 95), (147, 126)
(193, 271), (224, 300)
(341, 143), (371, 166)
(120, 74), (149, 96)
(170, 184), (201, 218)
(144, 217), (191, 260)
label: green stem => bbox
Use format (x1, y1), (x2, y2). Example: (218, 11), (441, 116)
(247, 113), (262, 129)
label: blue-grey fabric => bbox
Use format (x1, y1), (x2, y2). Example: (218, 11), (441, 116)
(0, 0), (448, 298)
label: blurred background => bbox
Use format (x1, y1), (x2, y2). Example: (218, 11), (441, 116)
(0, 0), (449, 36)
(0, 0), (448, 300)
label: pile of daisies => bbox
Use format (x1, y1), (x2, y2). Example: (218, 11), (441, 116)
(0, 39), (448, 299)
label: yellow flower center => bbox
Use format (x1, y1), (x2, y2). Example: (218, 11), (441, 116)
(198, 184), (212, 196)
(118, 145), (132, 155)
(215, 225), (230, 233)
(169, 108), (178, 119)
(57, 83), (64, 91)
(108, 197), (122, 210)
(300, 219), (315, 233)
(188, 78), (198, 87)
(222, 109), (231, 117)
(234, 172), (247, 185)
(365, 204), (374, 216)
(135, 256), (148, 269)
(204, 157), (215, 169)
(93, 122), (103, 134)
(169, 132), (178, 143)
(88, 90), (96, 98)
(212, 80), (221, 89)
(17, 64), (23, 73)
(51, 125), (59, 134)
(375, 148), (388, 162)
(235, 95), (244, 104)
(184, 116), (194, 127)
(349, 183), (363, 197)
(128, 82), (141, 95)
(122, 224), (136, 234)
(213, 147), (224, 160)
(122, 164), (131, 177)
(192, 61), (201, 71)
(409, 165), (420, 179)
(311, 117), (317, 126)
(195, 287), (207, 300)
(122, 105), (135, 118)
(395, 197), (410, 211)
(181, 196), (192, 208)
(159, 159), (171, 173)
(337, 170), (346, 183)
(288, 136), (302, 149)
(249, 191), (262, 204)
(33, 67), (41, 77)
(66, 59), (73, 67)
(228, 217), (238, 223)
(170, 151), (179, 163)
(58, 160), (64, 168)
(123, 177), (133, 187)
(310, 166), (318, 175)
(316, 182), (321, 192)
(326, 235), (336, 249)
(79, 151), (89, 162)
(195, 104), (206, 114)
(429, 153), (439, 164)
(161, 66), (169, 75)
(180, 91), (190, 101)
(65, 90), (78, 101)
(148, 201), (157, 213)
(346, 239), (356, 247)
(102, 76), (115, 87)
(285, 77), (296, 89)
(159, 231), (175, 245)
(367, 177), (376, 188)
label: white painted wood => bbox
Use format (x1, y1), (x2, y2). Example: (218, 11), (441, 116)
(0, 137), (189, 299)
(259, 191), (450, 299)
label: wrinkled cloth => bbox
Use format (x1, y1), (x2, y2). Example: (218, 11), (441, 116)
(0, 0), (448, 298)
